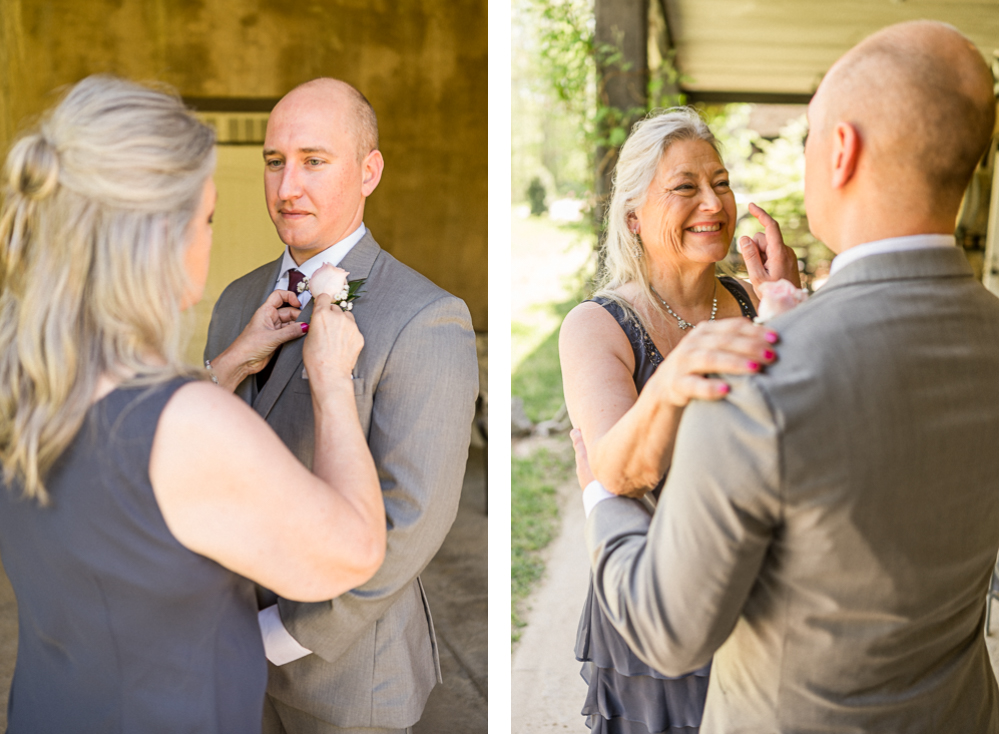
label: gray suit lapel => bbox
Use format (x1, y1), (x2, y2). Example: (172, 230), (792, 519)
(253, 298), (314, 420)
(234, 256), (285, 407)
(338, 230), (381, 283)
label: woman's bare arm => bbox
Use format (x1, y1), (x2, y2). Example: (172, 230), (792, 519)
(560, 301), (778, 497)
(150, 295), (384, 602)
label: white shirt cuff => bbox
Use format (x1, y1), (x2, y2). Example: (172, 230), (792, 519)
(582, 480), (616, 517)
(258, 604), (312, 666)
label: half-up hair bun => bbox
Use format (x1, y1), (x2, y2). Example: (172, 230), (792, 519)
(6, 133), (60, 201)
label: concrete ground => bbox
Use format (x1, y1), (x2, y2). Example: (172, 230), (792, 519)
(511, 475), (592, 732)
(0, 446), (487, 732)
(414, 445), (488, 733)
(511, 474), (1000, 733)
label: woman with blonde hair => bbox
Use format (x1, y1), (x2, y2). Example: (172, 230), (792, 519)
(0, 75), (385, 733)
(560, 107), (798, 733)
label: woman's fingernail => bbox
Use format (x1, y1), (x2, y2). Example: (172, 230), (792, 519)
(765, 331), (779, 344)
(301, 323), (309, 333)
(718, 383), (730, 395)
(763, 349), (775, 360)
(747, 361), (760, 371)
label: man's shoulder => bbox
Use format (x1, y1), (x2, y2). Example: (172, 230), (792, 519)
(370, 248), (452, 302)
(366, 245), (468, 321)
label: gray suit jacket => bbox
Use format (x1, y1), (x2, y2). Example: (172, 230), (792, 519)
(587, 247), (999, 733)
(205, 232), (478, 728)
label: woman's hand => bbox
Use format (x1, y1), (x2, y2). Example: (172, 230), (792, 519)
(302, 293), (364, 392)
(739, 202), (801, 297)
(648, 318), (779, 407)
(310, 263), (349, 299)
(209, 290), (307, 391)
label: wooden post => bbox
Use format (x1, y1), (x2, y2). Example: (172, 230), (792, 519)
(594, 0), (648, 231)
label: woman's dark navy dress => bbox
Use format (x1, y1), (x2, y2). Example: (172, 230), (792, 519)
(0, 379), (266, 734)
(576, 277), (756, 734)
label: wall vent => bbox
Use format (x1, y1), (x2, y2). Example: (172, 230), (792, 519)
(195, 112), (270, 145)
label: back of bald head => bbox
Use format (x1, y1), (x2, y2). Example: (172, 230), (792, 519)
(819, 21), (995, 198)
(286, 78), (379, 162)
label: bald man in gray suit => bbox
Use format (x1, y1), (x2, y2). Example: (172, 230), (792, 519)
(204, 79), (477, 734)
(576, 22), (998, 733)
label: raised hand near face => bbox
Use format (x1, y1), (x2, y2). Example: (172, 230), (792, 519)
(739, 202), (801, 297)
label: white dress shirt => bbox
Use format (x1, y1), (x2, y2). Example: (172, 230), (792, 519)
(259, 221), (366, 666)
(829, 233), (955, 276)
(582, 233), (958, 518)
(273, 222), (367, 306)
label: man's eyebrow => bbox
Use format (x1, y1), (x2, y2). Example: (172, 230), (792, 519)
(261, 147), (334, 157)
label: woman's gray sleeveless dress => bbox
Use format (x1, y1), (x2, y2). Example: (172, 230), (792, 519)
(576, 277), (756, 734)
(0, 378), (266, 734)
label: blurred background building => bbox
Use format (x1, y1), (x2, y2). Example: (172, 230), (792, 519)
(0, 3), (487, 731)
(0, 0), (488, 363)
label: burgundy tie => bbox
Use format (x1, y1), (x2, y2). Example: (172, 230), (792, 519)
(287, 268), (307, 295)
(257, 269), (306, 391)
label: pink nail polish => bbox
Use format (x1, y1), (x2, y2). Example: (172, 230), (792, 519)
(763, 349), (775, 360)
(747, 361), (760, 371)
(301, 323), (309, 333)
(765, 331), (779, 344)
(718, 383), (730, 395)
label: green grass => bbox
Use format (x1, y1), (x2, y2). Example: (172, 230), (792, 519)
(510, 209), (593, 647)
(511, 445), (573, 644)
(511, 297), (576, 423)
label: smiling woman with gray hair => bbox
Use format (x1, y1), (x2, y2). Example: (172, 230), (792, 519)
(560, 107), (798, 733)
(0, 75), (386, 733)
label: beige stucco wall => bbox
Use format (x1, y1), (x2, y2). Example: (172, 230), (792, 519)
(0, 0), (488, 362)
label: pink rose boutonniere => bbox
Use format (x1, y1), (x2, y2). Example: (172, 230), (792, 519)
(754, 279), (809, 323)
(298, 263), (366, 311)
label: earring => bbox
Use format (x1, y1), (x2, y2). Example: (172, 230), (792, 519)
(632, 233), (643, 258)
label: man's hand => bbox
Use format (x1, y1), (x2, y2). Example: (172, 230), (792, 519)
(571, 429), (596, 491)
(210, 290), (307, 391)
(739, 202), (801, 298)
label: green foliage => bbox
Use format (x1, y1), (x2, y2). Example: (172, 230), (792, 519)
(517, 0), (688, 224)
(527, 177), (548, 216)
(512, 0), (594, 200)
(511, 446), (571, 643)
(703, 104), (834, 277)
(524, 0), (595, 119)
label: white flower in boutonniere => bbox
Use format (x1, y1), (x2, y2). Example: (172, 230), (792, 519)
(305, 263), (366, 311)
(753, 279), (809, 323)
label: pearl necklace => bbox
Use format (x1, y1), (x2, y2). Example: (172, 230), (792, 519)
(650, 278), (718, 331)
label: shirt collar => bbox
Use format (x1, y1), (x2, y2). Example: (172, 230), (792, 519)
(278, 222), (367, 282)
(830, 234), (955, 276)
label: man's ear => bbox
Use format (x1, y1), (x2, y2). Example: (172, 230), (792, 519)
(830, 122), (861, 190)
(361, 150), (384, 197)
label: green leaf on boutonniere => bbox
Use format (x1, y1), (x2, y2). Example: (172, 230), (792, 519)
(345, 278), (366, 302)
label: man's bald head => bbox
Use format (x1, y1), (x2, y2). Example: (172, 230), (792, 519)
(277, 78), (379, 162)
(815, 21), (995, 198)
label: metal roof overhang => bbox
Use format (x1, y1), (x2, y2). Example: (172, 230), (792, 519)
(660, 0), (999, 104)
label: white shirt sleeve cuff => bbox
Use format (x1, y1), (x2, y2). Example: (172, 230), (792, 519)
(582, 480), (616, 517)
(258, 604), (312, 666)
